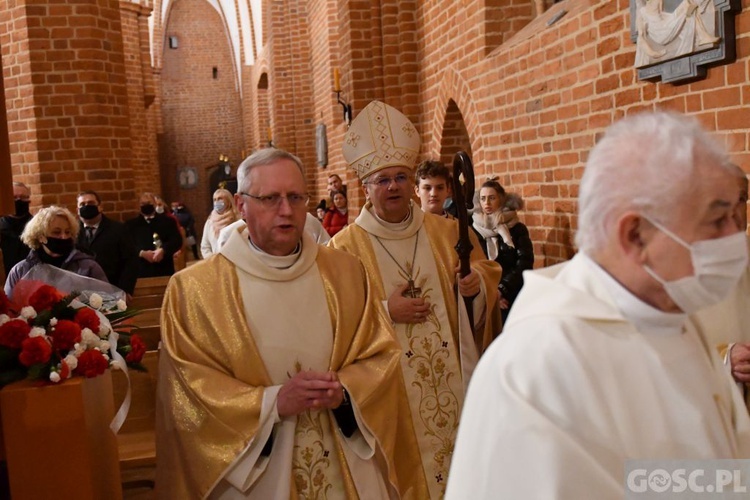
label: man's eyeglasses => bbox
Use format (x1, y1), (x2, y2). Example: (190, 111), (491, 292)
(239, 192), (310, 209)
(366, 174), (410, 188)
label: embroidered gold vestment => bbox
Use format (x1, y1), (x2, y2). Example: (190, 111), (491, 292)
(155, 231), (427, 499)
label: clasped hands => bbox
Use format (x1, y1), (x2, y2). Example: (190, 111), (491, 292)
(277, 370), (345, 418)
(140, 248), (165, 263)
(387, 265), (480, 324)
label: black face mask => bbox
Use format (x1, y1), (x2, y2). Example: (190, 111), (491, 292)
(14, 199), (30, 217)
(43, 237), (74, 257)
(140, 204), (155, 216)
(78, 204), (99, 220)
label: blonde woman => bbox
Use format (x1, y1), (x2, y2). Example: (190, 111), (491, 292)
(4, 205), (107, 298)
(201, 188), (240, 258)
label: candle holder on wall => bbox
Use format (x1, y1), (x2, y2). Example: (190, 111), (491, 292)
(333, 68), (352, 127)
(336, 91), (352, 128)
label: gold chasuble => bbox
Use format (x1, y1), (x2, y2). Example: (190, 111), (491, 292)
(156, 227), (426, 499)
(330, 204), (501, 498)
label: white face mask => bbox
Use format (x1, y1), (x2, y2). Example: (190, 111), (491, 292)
(642, 216), (748, 314)
(214, 200), (226, 213)
(155, 205), (165, 214)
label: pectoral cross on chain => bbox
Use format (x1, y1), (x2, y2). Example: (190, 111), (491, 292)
(404, 279), (422, 299)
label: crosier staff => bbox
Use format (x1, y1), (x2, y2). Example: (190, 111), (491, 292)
(452, 151), (475, 331)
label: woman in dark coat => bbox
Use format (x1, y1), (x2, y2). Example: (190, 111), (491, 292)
(471, 178), (534, 323)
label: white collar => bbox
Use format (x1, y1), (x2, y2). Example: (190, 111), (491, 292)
(355, 200), (423, 239)
(581, 252), (687, 336)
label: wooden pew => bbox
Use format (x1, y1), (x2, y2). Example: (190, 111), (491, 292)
(113, 350), (159, 491)
(115, 276), (170, 492)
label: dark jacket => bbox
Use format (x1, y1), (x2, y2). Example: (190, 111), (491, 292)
(77, 215), (139, 294)
(124, 213), (183, 278)
(0, 213), (32, 275)
(473, 222), (534, 304)
(4, 248), (108, 298)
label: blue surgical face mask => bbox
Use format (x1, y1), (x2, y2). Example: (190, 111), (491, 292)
(214, 200), (226, 213)
(642, 215), (748, 314)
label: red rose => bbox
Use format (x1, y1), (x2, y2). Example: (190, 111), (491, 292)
(50, 320), (81, 352)
(19, 336), (52, 367)
(74, 307), (100, 333)
(0, 319), (32, 349)
(28, 285), (64, 312)
(59, 359), (71, 379)
(74, 350), (109, 378)
(0, 290), (10, 315)
(125, 335), (147, 364)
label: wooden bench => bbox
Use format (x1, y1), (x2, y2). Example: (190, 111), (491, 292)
(132, 276), (171, 298)
(113, 350), (159, 491)
(129, 276), (169, 349)
(115, 276), (170, 493)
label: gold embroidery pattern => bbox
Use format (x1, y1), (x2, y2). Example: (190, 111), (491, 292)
(346, 131), (360, 148)
(289, 362), (334, 499)
(293, 410), (333, 499)
(401, 267), (459, 494)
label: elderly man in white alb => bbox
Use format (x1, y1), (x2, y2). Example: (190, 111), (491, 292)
(330, 100), (501, 498)
(692, 164), (750, 401)
(446, 111), (750, 499)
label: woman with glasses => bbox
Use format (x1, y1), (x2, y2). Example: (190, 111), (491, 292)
(471, 178), (534, 323)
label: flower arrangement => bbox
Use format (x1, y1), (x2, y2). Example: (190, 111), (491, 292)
(0, 284), (145, 387)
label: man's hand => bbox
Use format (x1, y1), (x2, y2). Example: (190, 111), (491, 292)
(455, 265), (480, 298)
(731, 343), (750, 383)
(140, 250), (155, 263)
(152, 248), (165, 262)
(387, 282), (431, 324)
(277, 371), (343, 417)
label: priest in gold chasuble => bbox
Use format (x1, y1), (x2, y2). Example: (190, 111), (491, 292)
(330, 100), (502, 498)
(156, 149), (426, 499)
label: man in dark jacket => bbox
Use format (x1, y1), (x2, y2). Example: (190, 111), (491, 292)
(76, 190), (139, 295)
(0, 182), (33, 275)
(124, 192), (182, 278)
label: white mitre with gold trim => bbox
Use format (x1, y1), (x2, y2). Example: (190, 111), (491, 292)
(342, 100), (420, 180)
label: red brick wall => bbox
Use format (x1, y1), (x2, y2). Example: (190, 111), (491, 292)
(417, 0), (750, 266)
(120, 1), (160, 207)
(0, 0), (135, 218)
(159, 0), (244, 229)
(3, 0), (749, 266)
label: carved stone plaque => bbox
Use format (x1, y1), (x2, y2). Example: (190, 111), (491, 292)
(629, 0), (740, 84)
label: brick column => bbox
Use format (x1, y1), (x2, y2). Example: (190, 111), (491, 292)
(120, 0), (161, 198)
(0, 0), (135, 216)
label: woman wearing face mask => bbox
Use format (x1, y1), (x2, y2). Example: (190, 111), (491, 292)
(471, 178), (535, 323)
(4, 206), (108, 298)
(200, 189), (240, 258)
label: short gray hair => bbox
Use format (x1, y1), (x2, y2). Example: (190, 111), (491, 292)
(576, 111), (730, 253)
(237, 148), (305, 193)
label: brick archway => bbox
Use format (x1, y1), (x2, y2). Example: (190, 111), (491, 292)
(428, 66), (485, 177)
(439, 99), (472, 168)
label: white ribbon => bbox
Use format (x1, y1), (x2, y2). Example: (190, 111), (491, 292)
(107, 330), (132, 434)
